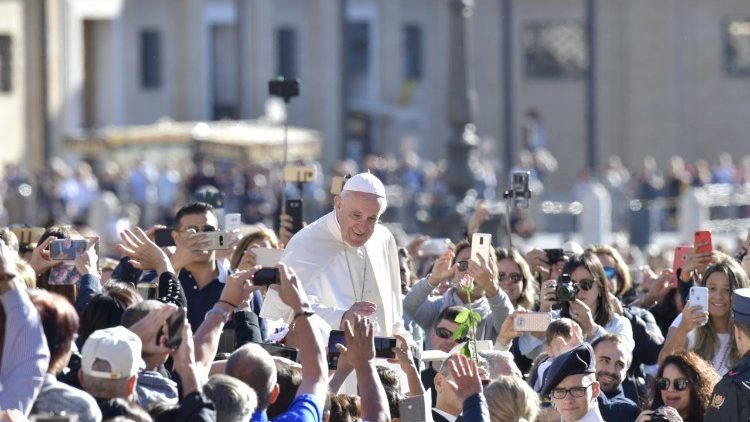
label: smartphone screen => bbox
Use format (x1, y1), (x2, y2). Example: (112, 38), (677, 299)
(285, 199), (304, 233)
(163, 308), (185, 349)
(327, 330), (346, 369)
(512, 171), (531, 209)
(49, 239), (88, 261)
(154, 228), (176, 247)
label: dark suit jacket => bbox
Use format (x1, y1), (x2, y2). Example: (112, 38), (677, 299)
(431, 409), (461, 422)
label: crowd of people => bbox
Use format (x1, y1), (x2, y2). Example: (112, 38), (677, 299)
(2, 169), (750, 422)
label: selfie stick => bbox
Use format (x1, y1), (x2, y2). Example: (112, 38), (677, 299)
(501, 186), (532, 249)
(268, 77), (300, 213)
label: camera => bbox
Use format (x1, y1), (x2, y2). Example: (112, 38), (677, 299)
(254, 268), (280, 286)
(650, 414), (669, 422)
(555, 274), (579, 302)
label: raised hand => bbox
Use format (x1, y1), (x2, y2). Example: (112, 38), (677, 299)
(119, 227), (173, 274)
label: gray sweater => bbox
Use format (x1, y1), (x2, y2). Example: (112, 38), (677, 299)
(31, 373), (102, 422)
(403, 277), (513, 343)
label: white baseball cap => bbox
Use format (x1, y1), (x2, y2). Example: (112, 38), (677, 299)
(81, 326), (143, 379)
(342, 172), (387, 198)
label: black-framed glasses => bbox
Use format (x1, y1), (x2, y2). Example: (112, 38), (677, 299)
(435, 327), (470, 343)
(498, 272), (523, 284)
(656, 377), (690, 391)
(457, 260), (469, 272)
(178, 225), (217, 233)
(550, 382), (595, 399)
(574, 278), (595, 291)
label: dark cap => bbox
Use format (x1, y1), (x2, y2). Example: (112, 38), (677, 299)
(733, 288), (750, 324)
(541, 343), (595, 397)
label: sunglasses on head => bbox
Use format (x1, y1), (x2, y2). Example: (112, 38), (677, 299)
(498, 272), (523, 283)
(656, 377), (690, 391)
(603, 266), (616, 279)
(435, 327), (470, 343)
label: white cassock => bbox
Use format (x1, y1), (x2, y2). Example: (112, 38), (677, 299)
(261, 211), (404, 336)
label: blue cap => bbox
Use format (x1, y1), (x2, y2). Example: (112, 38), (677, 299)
(733, 288), (750, 324)
(541, 343), (596, 397)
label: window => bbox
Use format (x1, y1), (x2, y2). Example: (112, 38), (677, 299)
(0, 35), (11, 92)
(346, 21), (369, 76)
(276, 27), (297, 79)
(140, 30), (162, 89)
(725, 19), (750, 76)
(523, 21), (588, 79)
(403, 24), (422, 80)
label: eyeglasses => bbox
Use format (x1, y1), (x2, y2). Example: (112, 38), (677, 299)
(550, 382), (595, 399)
(498, 272), (523, 284)
(457, 260), (469, 272)
(603, 266), (616, 279)
(656, 377), (690, 391)
(573, 278), (595, 291)
(178, 225), (217, 233)
(435, 327), (470, 343)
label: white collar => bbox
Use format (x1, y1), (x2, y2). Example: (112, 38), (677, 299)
(433, 408), (459, 422)
(568, 404), (604, 422)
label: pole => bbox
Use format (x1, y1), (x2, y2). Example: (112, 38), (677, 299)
(585, 0), (597, 171)
(501, 0), (514, 176)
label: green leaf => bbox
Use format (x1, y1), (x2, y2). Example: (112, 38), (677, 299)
(454, 309), (470, 324)
(452, 324), (469, 341)
(461, 342), (472, 358)
(469, 311), (482, 324)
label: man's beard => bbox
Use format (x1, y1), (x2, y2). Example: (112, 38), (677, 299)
(596, 371), (621, 393)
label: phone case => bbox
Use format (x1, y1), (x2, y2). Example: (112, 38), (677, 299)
(513, 313), (551, 332)
(673, 245), (693, 286)
(471, 233), (492, 265)
(398, 394), (431, 422)
(251, 247), (283, 267)
(689, 286), (709, 313)
(154, 229), (176, 247)
(694, 231), (713, 254)
(48, 264), (82, 285)
(225, 213), (241, 232)
(191, 232), (229, 250)
(286, 199), (304, 233)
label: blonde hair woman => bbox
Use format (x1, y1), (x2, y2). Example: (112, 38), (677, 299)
(485, 375), (540, 422)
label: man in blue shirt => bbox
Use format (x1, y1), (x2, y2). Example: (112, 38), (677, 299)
(227, 264), (326, 422)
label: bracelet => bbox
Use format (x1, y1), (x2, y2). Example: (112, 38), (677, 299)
(293, 310), (315, 321)
(218, 299), (237, 309)
(207, 305), (230, 323)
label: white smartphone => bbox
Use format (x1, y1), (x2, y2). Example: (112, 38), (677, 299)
(398, 393), (431, 422)
(190, 231), (230, 250)
(225, 213), (241, 232)
(251, 247), (283, 267)
(689, 286), (709, 314)
(513, 312), (552, 332)
(470, 233), (492, 265)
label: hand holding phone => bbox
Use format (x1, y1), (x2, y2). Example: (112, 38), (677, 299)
(189, 231), (229, 250)
(285, 199), (304, 234)
(512, 312), (551, 332)
(470, 233), (492, 266)
(49, 239), (89, 261)
(694, 230), (713, 255)
(689, 286), (709, 317)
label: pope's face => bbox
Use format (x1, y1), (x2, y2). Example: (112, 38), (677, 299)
(335, 191), (383, 247)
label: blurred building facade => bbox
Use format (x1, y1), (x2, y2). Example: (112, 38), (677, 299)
(3, 0), (750, 189)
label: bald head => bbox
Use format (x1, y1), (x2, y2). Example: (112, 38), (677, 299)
(226, 343), (277, 410)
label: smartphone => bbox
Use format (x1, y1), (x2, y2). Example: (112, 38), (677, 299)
(285, 199), (304, 234)
(49, 239), (88, 261)
(689, 286), (709, 314)
(544, 248), (565, 264)
(225, 213), (241, 232)
(162, 308), (186, 349)
(513, 312), (552, 332)
(10, 226), (45, 246)
(694, 230), (713, 255)
(193, 191), (225, 209)
(137, 282), (159, 300)
(253, 268), (280, 286)
(420, 238), (452, 256)
(330, 176), (348, 195)
(470, 233), (492, 265)
(512, 171), (531, 209)
(283, 165), (316, 183)
(673, 245), (692, 286)
(250, 247), (283, 268)
(259, 343), (299, 363)
(327, 330), (396, 369)
(190, 231), (229, 250)
(154, 228), (176, 247)
(48, 264), (82, 285)
(398, 394), (430, 422)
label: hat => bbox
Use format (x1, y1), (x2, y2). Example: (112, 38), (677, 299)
(541, 343), (595, 397)
(733, 288), (750, 324)
(81, 326), (143, 379)
(342, 172), (386, 198)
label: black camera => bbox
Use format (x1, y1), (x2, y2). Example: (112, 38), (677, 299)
(253, 268), (280, 286)
(268, 78), (300, 102)
(650, 413), (669, 422)
(555, 274), (579, 302)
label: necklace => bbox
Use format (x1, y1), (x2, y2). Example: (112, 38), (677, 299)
(717, 338), (731, 373)
(342, 241), (367, 302)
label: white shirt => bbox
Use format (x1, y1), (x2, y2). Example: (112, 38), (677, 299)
(670, 314), (732, 375)
(261, 211), (404, 336)
(565, 404), (604, 422)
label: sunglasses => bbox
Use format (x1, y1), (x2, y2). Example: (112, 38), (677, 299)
(435, 327), (470, 343)
(603, 266), (616, 279)
(656, 377), (690, 391)
(457, 260), (469, 272)
(573, 278), (595, 291)
(178, 225), (217, 233)
(498, 272), (523, 283)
